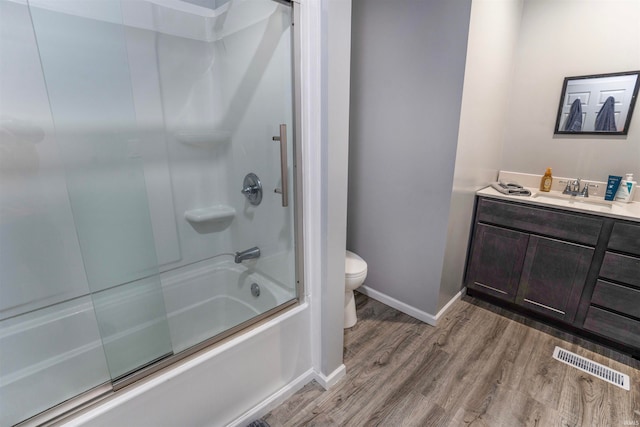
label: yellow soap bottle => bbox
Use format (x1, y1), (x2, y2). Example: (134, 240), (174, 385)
(540, 167), (553, 192)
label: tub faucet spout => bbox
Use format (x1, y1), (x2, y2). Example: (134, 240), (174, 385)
(235, 247), (260, 263)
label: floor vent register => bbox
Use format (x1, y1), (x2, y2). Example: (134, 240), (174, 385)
(553, 346), (630, 391)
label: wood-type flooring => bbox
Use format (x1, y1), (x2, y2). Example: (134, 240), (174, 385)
(264, 292), (640, 427)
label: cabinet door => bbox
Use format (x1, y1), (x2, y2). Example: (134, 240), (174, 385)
(466, 224), (529, 302)
(516, 236), (593, 323)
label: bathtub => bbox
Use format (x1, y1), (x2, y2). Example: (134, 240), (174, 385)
(160, 258), (296, 353)
(63, 300), (314, 427)
(1, 259), (311, 427)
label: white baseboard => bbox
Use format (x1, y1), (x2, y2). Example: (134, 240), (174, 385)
(435, 288), (465, 321)
(358, 286), (464, 326)
(314, 363), (346, 389)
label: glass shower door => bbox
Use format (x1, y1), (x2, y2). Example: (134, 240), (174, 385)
(29, 1), (174, 380)
(153, 0), (298, 352)
(28, 0), (297, 378)
(1, 0), (298, 423)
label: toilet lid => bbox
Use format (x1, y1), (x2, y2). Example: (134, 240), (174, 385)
(346, 250), (367, 275)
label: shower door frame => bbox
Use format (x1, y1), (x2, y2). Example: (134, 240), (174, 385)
(16, 1), (305, 425)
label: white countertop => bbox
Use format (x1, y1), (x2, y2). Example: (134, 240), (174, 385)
(477, 186), (640, 223)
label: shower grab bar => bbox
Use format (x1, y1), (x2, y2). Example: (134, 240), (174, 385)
(273, 124), (289, 207)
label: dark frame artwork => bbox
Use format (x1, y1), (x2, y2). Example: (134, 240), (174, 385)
(554, 70), (640, 136)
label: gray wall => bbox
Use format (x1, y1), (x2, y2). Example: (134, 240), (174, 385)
(348, 0), (471, 317)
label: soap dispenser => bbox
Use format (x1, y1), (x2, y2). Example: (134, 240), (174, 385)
(615, 173), (637, 203)
(540, 167), (553, 192)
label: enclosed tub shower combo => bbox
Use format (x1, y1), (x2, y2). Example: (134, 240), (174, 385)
(0, 0), (303, 424)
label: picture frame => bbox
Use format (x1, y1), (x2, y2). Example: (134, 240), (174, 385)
(554, 70), (640, 135)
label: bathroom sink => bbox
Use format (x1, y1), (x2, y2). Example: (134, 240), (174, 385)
(531, 191), (614, 207)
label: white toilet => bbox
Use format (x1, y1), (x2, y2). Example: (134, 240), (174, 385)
(344, 250), (368, 328)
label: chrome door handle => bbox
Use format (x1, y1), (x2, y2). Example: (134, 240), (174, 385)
(272, 124), (288, 207)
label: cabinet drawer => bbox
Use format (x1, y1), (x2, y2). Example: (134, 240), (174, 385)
(591, 280), (640, 319)
(583, 306), (640, 348)
(608, 222), (640, 256)
(599, 252), (640, 287)
(476, 198), (602, 246)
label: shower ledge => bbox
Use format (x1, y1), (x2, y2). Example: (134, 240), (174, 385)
(184, 205), (236, 223)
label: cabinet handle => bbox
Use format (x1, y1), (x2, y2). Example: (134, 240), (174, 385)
(523, 298), (565, 315)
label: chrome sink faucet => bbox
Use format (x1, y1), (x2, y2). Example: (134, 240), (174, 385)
(562, 178), (578, 195)
(235, 246), (260, 263)
(561, 178), (597, 197)
(572, 178), (581, 193)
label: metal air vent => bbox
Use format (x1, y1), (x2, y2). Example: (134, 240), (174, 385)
(553, 346), (630, 391)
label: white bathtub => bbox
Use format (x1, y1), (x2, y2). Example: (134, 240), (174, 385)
(1, 259), (309, 426)
(161, 258), (295, 353)
(64, 301), (313, 427)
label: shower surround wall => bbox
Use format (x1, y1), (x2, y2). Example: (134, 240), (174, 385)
(0, 1), (309, 425)
(125, 4), (296, 280)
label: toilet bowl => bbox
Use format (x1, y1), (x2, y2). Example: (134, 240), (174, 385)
(344, 250), (368, 328)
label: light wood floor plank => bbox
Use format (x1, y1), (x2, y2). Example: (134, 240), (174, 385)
(518, 333), (568, 409)
(262, 381), (326, 426)
(454, 385), (559, 427)
(365, 392), (442, 427)
(283, 321), (429, 425)
(420, 308), (512, 411)
(360, 348), (451, 426)
(265, 293), (640, 427)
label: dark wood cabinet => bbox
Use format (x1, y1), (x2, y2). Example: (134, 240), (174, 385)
(466, 198), (599, 325)
(583, 307), (640, 349)
(599, 252), (640, 286)
(582, 223), (640, 350)
(607, 222), (640, 256)
(475, 198), (602, 245)
(590, 280), (640, 319)
(466, 195), (640, 357)
(515, 236), (593, 323)
(466, 224), (528, 302)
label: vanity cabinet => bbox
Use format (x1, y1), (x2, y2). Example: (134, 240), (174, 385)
(583, 222), (640, 348)
(465, 224), (528, 302)
(467, 198), (600, 323)
(514, 235), (593, 323)
(466, 196), (640, 357)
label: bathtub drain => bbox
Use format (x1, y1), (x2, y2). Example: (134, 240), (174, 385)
(251, 283), (261, 297)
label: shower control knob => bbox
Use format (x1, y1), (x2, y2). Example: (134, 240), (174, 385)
(241, 173), (263, 206)
(242, 186), (259, 195)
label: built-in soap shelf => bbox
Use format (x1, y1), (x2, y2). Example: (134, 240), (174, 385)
(184, 205), (235, 223)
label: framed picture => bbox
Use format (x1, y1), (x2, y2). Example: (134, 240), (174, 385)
(554, 70), (640, 135)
